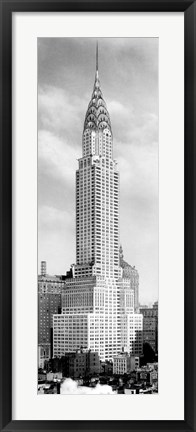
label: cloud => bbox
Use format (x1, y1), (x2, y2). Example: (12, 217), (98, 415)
(38, 205), (76, 275)
(126, 113), (158, 146)
(38, 129), (78, 185)
(38, 38), (159, 303)
(38, 205), (72, 231)
(38, 85), (87, 142)
(60, 378), (116, 395)
(108, 100), (132, 118)
(108, 97), (158, 149)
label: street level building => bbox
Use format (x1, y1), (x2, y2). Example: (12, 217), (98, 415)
(38, 268), (65, 368)
(139, 302), (158, 353)
(136, 367), (158, 386)
(46, 372), (63, 382)
(53, 46), (143, 361)
(113, 352), (140, 375)
(49, 350), (100, 378)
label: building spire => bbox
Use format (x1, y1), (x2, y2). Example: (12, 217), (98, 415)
(96, 41), (99, 79)
(83, 42), (112, 133)
(96, 41), (98, 71)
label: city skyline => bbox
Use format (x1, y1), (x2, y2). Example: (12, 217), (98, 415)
(52, 42), (144, 363)
(38, 37), (158, 305)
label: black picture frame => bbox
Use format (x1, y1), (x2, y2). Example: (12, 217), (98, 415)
(0, 1), (195, 431)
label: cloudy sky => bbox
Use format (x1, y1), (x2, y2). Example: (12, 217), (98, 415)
(38, 37), (158, 305)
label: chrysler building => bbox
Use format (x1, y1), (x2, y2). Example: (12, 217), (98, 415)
(76, 44), (120, 280)
(53, 45), (143, 361)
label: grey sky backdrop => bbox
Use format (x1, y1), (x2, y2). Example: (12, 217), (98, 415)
(38, 37), (158, 305)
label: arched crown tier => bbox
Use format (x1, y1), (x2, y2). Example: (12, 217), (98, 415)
(83, 46), (112, 133)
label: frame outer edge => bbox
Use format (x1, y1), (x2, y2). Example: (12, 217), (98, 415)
(0, 1), (196, 431)
(185, 2), (196, 431)
(0, 0), (3, 427)
(1, 1), (12, 431)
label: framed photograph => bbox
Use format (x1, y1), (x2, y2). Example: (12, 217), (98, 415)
(1, 1), (195, 431)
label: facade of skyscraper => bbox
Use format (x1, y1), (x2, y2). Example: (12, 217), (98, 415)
(119, 245), (140, 312)
(139, 302), (158, 353)
(53, 47), (143, 362)
(38, 271), (65, 368)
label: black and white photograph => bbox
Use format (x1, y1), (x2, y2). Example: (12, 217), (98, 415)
(38, 37), (158, 395)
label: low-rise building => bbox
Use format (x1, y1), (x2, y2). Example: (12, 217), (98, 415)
(113, 352), (140, 375)
(52, 349), (100, 378)
(124, 388), (142, 394)
(136, 365), (158, 386)
(38, 371), (46, 382)
(38, 263), (65, 368)
(139, 301), (158, 353)
(46, 372), (62, 382)
(100, 361), (113, 375)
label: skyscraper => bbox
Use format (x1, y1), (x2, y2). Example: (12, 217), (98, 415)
(139, 301), (158, 354)
(75, 44), (119, 280)
(119, 245), (140, 312)
(53, 45), (143, 361)
(38, 263), (64, 368)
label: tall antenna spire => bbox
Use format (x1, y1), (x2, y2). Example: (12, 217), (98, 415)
(95, 41), (99, 79)
(96, 41), (98, 72)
